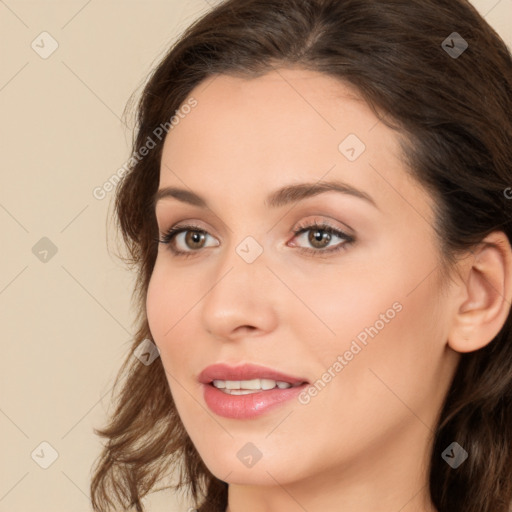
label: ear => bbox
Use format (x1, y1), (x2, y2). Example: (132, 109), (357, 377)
(447, 231), (512, 353)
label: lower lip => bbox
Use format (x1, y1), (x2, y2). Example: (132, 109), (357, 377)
(202, 382), (309, 419)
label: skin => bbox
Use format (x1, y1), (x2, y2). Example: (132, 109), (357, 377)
(146, 68), (512, 512)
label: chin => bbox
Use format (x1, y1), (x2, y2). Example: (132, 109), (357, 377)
(199, 451), (306, 487)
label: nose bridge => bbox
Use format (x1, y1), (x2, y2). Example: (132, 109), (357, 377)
(215, 230), (269, 290)
(200, 233), (277, 338)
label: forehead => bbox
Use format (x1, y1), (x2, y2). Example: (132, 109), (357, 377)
(157, 68), (432, 226)
(163, 69), (382, 153)
(161, 70), (398, 171)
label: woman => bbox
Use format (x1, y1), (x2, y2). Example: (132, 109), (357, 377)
(90, 1), (512, 511)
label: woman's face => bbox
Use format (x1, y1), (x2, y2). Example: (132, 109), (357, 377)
(147, 69), (460, 498)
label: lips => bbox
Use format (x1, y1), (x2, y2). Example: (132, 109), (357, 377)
(199, 363), (310, 419)
(198, 363), (309, 386)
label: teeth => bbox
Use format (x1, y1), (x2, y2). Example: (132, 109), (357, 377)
(262, 378), (279, 390)
(222, 389), (261, 395)
(212, 378), (295, 391)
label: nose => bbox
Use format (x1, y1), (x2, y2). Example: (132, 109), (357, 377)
(200, 240), (279, 342)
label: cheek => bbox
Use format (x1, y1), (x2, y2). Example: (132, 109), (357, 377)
(282, 256), (404, 358)
(146, 262), (199, 372)
(332, 256), (448, 410)
(146, 264), (181, 353)
(287, 236), (406, 339)
(298, 235), (446, 389)
(146, 267), (166, 337)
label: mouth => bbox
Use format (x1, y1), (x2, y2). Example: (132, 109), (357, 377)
(198, 363), (310, 418)
(198, 362), (309, 390)
(209, 378), (306, 395)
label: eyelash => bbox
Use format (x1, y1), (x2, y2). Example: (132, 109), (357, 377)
(155, 221), (355, 259)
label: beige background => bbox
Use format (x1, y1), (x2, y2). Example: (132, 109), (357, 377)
(1, 1), (511, 511)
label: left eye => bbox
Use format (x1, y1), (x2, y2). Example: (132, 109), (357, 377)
(291, 223), (353, 253)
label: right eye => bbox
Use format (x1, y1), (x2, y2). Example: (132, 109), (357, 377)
(157, 224), (220, 257)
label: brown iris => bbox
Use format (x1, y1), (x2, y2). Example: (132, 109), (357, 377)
(308, 228), (332, 249)
(185, 230), (206, 250)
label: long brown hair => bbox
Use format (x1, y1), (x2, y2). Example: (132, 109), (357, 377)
(90, 1), (512, 511)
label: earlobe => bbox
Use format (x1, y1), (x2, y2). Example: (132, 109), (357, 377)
(447, 231), (512, 354)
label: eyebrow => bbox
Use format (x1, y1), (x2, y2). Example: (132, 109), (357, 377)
(153, 180), (378, 211)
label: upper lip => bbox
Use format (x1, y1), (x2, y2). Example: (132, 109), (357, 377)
(198, 363), (309, 385)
